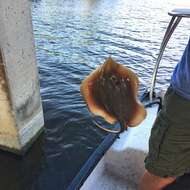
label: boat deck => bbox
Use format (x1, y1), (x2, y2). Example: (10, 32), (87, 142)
(81, 104), (190, 190)
(89, 170), (135, 190)
(81, 105), (157, 190)
(82, 169), (190, 190)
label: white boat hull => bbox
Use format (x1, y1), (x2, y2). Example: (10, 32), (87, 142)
(81, 105), (159, 190)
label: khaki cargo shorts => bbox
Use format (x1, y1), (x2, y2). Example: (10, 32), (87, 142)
(145, 86), (190, 177)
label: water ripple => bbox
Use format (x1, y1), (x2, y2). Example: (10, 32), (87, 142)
(1, 0), (188, 190)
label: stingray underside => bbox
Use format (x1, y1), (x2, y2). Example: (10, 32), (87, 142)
(80, 57), (146, 131)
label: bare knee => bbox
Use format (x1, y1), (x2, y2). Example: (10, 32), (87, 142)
(139, 170), (176, 190)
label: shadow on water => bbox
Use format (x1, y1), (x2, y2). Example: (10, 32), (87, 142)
(0, 133), (44, 190)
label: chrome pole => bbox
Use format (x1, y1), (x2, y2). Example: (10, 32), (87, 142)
(149, 16), (182, 101)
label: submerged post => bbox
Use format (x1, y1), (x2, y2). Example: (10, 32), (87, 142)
(0, 0), (44, 154)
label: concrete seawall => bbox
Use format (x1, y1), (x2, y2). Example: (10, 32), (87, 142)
(0, 0), (44, 154)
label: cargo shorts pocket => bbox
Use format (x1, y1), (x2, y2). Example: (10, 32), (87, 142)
(148, 112), (169, 161)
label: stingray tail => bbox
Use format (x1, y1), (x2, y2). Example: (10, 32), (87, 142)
(120, 120), (128, 133)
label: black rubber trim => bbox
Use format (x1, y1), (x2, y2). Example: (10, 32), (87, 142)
(140, 90), (162, 112)
(67, 133), (118, 190)
(144, 97), (162, 112)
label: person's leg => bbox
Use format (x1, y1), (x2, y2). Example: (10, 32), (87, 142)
(139, 86), (190, 190)
(139, 170), (176, 190)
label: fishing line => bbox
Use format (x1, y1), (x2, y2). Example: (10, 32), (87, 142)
(92, 119), (121, 133)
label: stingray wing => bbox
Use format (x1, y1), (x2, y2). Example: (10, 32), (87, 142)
(80, 64), (117, 124)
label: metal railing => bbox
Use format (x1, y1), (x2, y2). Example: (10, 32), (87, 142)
(149, 8), (190, 101)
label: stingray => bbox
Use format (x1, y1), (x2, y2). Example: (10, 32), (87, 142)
(80, 57), (146, 133)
